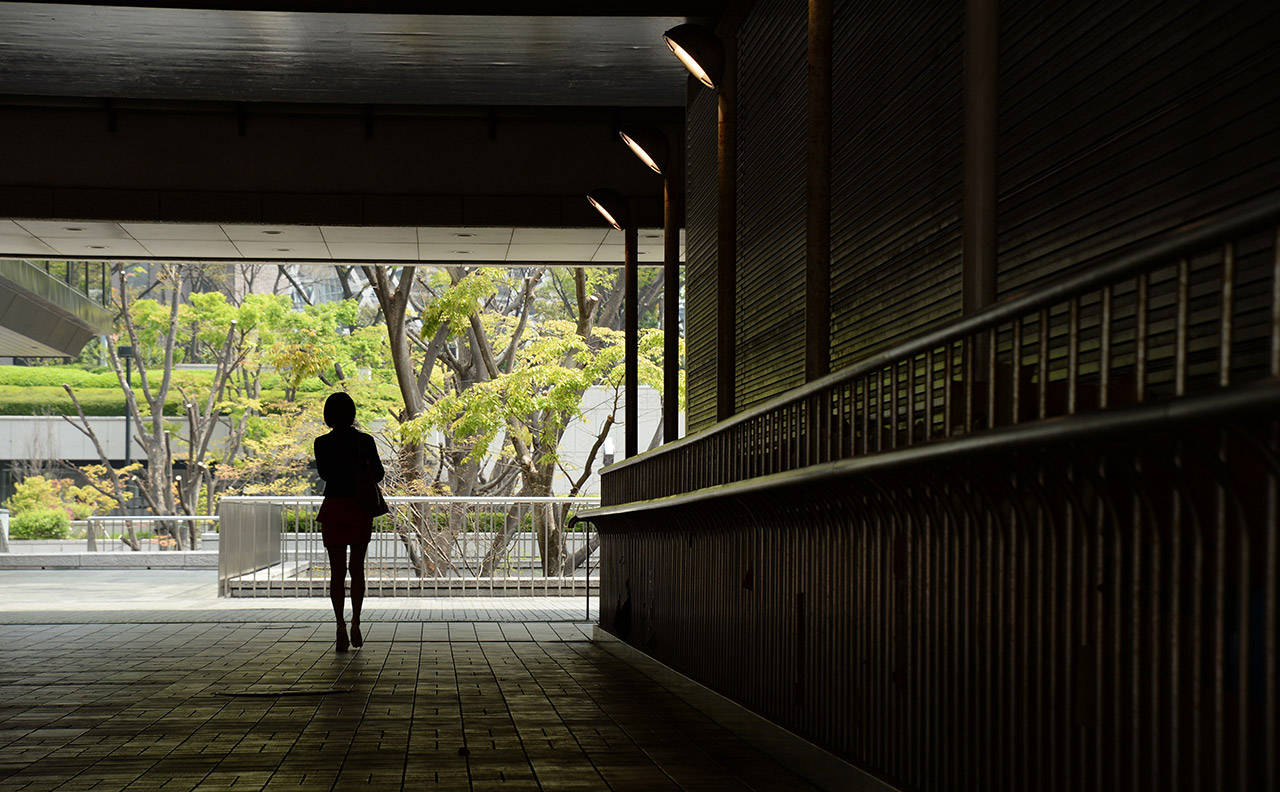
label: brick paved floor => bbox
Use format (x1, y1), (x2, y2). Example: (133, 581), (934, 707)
(0, 618), (817, 791)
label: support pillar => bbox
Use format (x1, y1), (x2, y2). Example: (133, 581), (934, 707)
(663, 146), (684, 443)
(806, 0), (832, 381)
(716, 29), (738, 421)
(625, 223), (639, 457)
(963, 0), (999, 315)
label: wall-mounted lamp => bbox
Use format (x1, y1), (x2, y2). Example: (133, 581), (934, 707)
(663, 23), (725, 89)
(666, 20), (736, 422)
(588, 188), (639, 458)
(587, 188), (631, 232)
(619, 123), (671, 176)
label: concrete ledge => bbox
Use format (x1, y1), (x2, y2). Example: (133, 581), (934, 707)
(0, 552), (218, 569)
(592, 625), (898, 792)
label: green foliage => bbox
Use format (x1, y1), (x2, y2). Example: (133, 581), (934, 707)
(6, 474), (113, 520)
(6, 475), (62, 515)
(431, 511), (534, 532)
(411, 318), (666, 470)
(0, 365), (319, 416)
(0, 385), (183, 416)
(420, 269), (505, 339)
(280, 509), (394, 533)
(10, 509), (71, 540)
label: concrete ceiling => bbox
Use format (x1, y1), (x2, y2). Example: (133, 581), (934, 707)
(0, 2), (702, 107)
(0, 1), (707, 265)
(0, 219), (684, 266)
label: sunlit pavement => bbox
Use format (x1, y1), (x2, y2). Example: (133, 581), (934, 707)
(0, 571), (817, 791)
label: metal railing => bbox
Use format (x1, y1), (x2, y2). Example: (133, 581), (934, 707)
(217, 495), (600, 598)
(585, 195), (1280, 790)
(604, 193), (1280, 505)
(86, 515), (219, 552)
(592, 394), (1280, 791)
(31, 259), (112, 308)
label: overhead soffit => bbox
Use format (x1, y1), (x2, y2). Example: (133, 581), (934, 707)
(0, 2), (705, 264)
(0, 3), (695, 107)
(0, 220), (685, 267)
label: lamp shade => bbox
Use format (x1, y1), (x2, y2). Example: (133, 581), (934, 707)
(619, 123), (670, 175)
(587, 189), (630, 231)
(662, 23), (724, 89)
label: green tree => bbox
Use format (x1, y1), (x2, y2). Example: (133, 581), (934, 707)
(369, 265), (673, 576)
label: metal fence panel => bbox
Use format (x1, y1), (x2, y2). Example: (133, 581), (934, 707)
(217, 496), (599, 598)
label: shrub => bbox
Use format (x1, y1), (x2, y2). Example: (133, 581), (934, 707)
(10, 509), (71, 540)
(430, 511), (535, 533)
(6, 475), (62, 515)
(6, 474), (113, 520)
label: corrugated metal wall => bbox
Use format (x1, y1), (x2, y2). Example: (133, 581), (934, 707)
(684, 81), (719, 433)
(830, 0), (965, 370)
(681, 0), (1278, 419)
(733, 0), (809, 412)
(997, 0), (1280, 295)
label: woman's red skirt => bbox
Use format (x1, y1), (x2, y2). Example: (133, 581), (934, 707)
(316, 496), (373, 547)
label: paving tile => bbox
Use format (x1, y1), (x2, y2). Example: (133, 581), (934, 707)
(0, 601), (820, 791)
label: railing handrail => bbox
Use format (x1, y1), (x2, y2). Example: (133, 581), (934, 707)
(87, 515), (219, 522)
(218, 495), (600, 504)
(607, 190), (1280, 473)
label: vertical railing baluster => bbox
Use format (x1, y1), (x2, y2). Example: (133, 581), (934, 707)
(944, 344), (954, 437)
(1272, 227), (1280, 377)
(1011, 319), (1023, 424)
(876, 369), (885, 451)
(1136, 273), (1149, 403)
(865, 376), (875, 455)
(1220, 242), (1235, 387)
(835, 384), (844, 459)
(1099, 286), (1113, 409)
(907, 357), (916, 446)
(1038, 309), (1049, 420)
(987, 327), (997, 429)
(891, 361), (900, 449)
(1067, 298), (1080, 415)
(925, 349), (936, 439)
(964, 336), (975, 434)
(1174, 260), (1189, 397)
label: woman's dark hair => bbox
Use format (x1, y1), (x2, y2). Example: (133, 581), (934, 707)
(323, 392), (357, 429)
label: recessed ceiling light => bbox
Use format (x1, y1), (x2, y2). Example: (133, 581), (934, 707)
(262, 230), (283, 235)
(454, 233), (474, 238)
(65, 227), (84, 232)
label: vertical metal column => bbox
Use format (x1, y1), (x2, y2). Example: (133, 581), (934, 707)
(962, 0), (999, 315)
(716, 29), (738, 421)
(806, 0), (833, 382)
(626, 223), (639, 458)
(664, 142), (684, 443)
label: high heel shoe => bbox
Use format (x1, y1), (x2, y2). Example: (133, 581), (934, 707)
(336, 625), (350, 652)
(351, 623), (363, 648)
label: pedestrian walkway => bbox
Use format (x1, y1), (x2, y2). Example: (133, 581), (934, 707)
(0, 572), (825, 791)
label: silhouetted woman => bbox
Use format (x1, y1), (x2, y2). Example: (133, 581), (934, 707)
(314, 391), (383, 652)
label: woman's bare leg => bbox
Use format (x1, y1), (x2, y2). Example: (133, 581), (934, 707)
(349, 542), (368, 646)
(326, 544), (350, 650)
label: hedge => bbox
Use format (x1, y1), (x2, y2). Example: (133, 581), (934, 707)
(0, 365), (330, 394)
(10, 508), (71, 540)
(0, 385), (294, 416)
